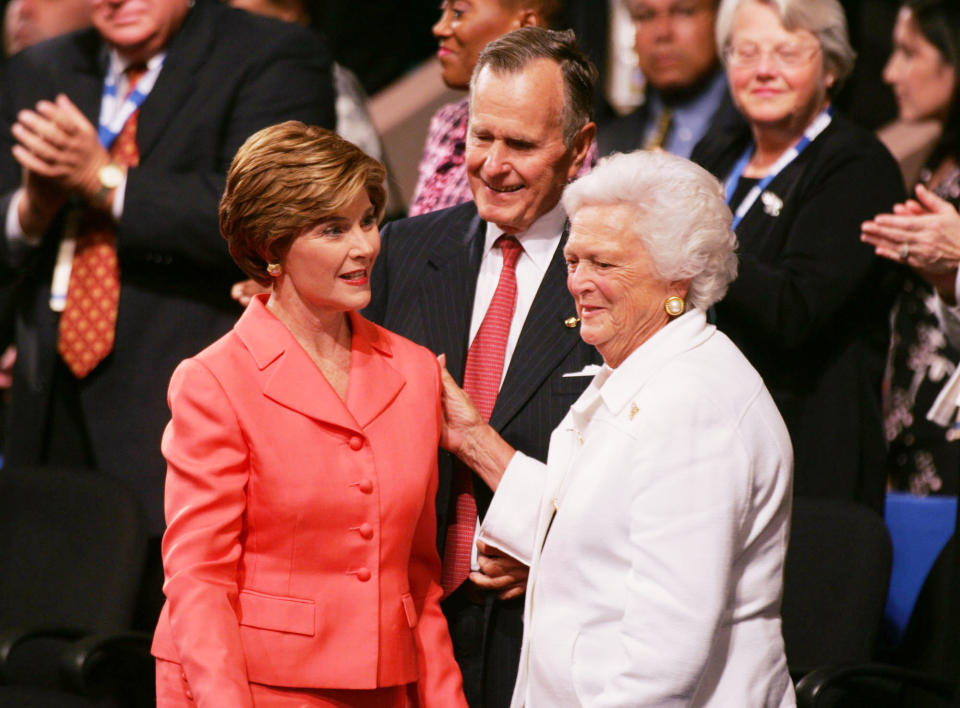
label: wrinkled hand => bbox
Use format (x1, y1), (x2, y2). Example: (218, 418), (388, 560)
(469, 540), (528, 601)
(11, 94), (112, 203)
(438, 353), (484, 457)
(231, 279), (268, 306)
(861, 184), (960, 298)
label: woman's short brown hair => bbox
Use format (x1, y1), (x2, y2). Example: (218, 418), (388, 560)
(219, 121), (387, 285)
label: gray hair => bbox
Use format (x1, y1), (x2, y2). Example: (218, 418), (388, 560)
(561, 151), (738, 311)
(716, 0), (855, 89)
(470, 27), (597, 146)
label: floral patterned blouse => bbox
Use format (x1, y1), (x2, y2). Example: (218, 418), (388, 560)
(885, 160), (960, 495)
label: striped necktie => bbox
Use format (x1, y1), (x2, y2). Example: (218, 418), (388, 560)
(441, 235), (524, 597)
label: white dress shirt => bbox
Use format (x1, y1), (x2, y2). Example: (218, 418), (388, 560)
(466, 201), (567, 568)
(481, 309), (796, 707)
(469, 201), (567, 380)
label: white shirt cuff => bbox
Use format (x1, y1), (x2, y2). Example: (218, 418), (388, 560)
(111, 173), (128, 221)
(478, 451), (544, 567)
(7, 189), (42, 247)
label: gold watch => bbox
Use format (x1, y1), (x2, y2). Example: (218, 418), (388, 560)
(95, 163), (124, 206)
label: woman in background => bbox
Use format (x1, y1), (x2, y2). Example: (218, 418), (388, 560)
(862, 0), (960, 496)
(409, 0), (554, 216)
(151, 122), (467, 707)
(694, 0), (905, 513)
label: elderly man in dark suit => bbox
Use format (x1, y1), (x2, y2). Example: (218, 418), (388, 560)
(364, 27), (602, 708)
(0, 0), (333, 542)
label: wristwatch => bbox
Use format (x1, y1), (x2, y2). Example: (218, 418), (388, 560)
(95, 162), (124, 206)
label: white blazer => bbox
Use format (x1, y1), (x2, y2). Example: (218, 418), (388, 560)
(480, 310), (796, 707)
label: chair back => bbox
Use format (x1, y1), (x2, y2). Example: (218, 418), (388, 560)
(782, 497), (893, 676)
(0, 466), (149, 634)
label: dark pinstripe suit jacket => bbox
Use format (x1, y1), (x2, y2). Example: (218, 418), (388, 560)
(364, 200), (602, 551)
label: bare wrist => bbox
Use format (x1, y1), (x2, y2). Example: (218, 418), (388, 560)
(456, 423), (515, 492)
(17, 190), (57, 236)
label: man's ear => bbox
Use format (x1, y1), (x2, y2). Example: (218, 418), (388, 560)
(518, 8), (541, 27)
(566, 121), (597, 180)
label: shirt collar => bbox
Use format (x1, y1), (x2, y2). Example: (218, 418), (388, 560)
(570, 309), (714, 418)
(107, 48), (166, 79)
(482, 200), (567, 273)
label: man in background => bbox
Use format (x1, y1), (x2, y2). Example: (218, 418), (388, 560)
(0, 0), (334, 623)
(598, 0), (743, 158)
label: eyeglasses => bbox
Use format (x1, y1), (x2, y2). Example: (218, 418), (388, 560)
(724, 41), (821, 69)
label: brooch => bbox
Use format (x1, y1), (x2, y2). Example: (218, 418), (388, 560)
(761, 190), (783, 217)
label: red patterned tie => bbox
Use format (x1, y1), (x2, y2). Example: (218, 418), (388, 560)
(441, 235), (523, 597)
(57, 64), (145, 378)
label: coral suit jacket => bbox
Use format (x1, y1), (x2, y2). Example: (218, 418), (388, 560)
(151, 294), (467, 707)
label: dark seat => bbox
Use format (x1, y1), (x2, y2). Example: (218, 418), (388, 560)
(0, 466), (154, 705)
(781, 497), (894, 680)
(795, 531), (959, 708)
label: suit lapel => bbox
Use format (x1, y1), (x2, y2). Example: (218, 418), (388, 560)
(135, 0), (212, 159)
(237, 297), (359, 433)
(489, 228), (582, 432)
(346, 314), (406, 429)
(420, 209), (485, 384)
(68, 35), (107, 127)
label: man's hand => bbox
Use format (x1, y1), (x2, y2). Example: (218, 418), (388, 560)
(437, 354), (516, 492)
(231, 279), (268, 306)
(438, 353), (485, 457)
(11, 94), (114, 204)
(469, 540), (528, 601)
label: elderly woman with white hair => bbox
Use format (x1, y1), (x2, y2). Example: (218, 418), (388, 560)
(439, 149), (795, 707)
(692, 0), (905, 514)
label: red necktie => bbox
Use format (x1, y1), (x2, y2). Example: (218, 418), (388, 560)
(57, 64), (145, 378)
(441, 235), (523, 597)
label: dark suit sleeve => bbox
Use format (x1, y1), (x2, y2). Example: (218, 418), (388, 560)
(119, 27), (334, 272)
(720, 138), (904, 351)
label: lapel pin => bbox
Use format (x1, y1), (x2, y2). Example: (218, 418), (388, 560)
(564, 316), (580, 328)
(761, 190), (783, 217)
(629, 403), (639, 421)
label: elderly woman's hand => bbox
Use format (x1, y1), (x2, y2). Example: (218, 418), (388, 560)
(470, 539), (528, 601)
(861, 184), (960, 301)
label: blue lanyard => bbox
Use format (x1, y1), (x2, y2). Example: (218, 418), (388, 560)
(724, 105), (834, 229)
(97, 59), (163, 149)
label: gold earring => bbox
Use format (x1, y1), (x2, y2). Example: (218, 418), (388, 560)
(266, 262), (282, 277)
(664, 295), (685, 317)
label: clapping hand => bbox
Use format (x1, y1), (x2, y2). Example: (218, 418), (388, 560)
(12, 94), (112, 200)
(861, 184), (960, 301)
(10, 94), (113, 234)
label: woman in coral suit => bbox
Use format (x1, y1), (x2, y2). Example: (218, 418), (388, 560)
(151, 121), (467, 708)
